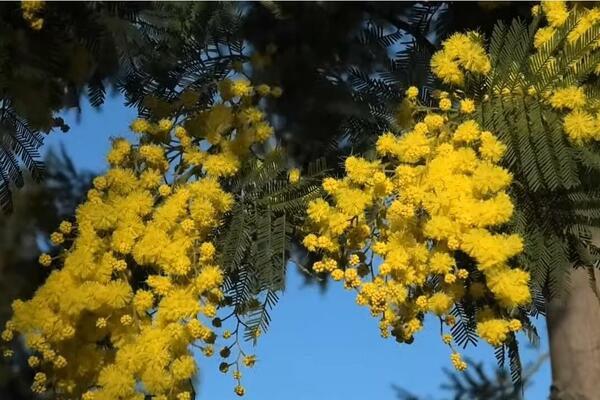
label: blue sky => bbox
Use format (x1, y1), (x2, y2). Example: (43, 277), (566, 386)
(44, 96), (552, 400)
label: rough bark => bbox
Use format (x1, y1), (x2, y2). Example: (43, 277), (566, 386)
(547, 267), (600, 400)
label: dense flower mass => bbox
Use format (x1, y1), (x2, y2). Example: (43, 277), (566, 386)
(303, 2), (600, 370)
(430, 32), (491, 86)
(303, 86), (530, 371)
(3, 80), (275, 398)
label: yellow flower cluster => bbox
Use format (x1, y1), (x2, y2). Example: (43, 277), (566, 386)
(533, 2), (600, 144)
(21, 1), (45, 30)
(476, 313), (522, 347)
(4, 80), (276, 398)
(304, 89), (530, 372)
(430, 32), (491, 86)
(541, 0), (569, 28)
(534, 1), (599, 51)
(288, 168), (301, 184)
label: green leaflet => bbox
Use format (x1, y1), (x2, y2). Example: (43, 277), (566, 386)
(218, 151), (326, 341)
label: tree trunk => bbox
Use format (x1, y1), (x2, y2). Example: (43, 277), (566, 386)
(546, 267), (600, 400)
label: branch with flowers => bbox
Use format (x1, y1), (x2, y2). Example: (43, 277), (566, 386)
(4, 1), (600, 398)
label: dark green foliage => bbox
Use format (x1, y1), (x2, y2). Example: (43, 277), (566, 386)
(119, 2), (245, 115)
(0, 2), (146, 211)
(246, 2), (441, 164)
(217, 151), (326, 340)
(0, 2), (245, 212)
(451, 303), (479, 349)
(244, 2), (530, 164)
(0, 2), (536, 211)
(0, 105), (44, 211)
